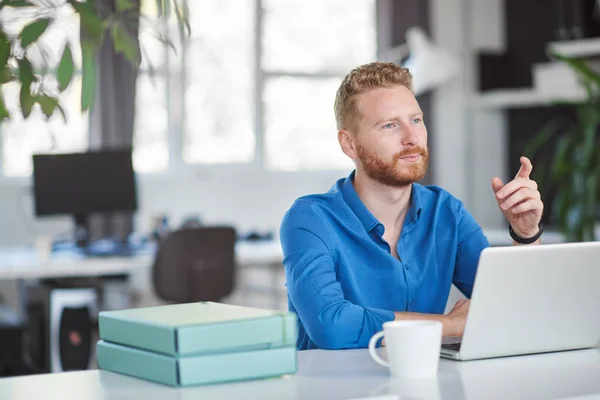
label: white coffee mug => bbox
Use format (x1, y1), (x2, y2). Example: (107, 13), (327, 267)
(368, 320), (443, 379)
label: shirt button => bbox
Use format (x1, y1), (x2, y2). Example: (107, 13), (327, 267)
(405, 264), (410, 270)
(377, 225), (383, 232)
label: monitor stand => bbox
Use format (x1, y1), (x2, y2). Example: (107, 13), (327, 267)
(73, 214), (89, 249)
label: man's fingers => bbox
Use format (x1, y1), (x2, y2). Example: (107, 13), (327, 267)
(515, 156), (533, 179)
(496, 178), (538, 200)
(499, 188), (540, 211)
(510, 199), (543, 215)
(491, 177), (504, 193)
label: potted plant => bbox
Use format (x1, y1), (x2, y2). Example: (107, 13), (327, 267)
(525, 51), (600, 242)
(0, 0), (189, 121)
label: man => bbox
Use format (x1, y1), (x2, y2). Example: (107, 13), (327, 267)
(279, 62), (544, 351)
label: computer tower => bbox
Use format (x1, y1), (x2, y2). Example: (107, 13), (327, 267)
(25, 285), (98, 373)
(0, 305), (29, 377)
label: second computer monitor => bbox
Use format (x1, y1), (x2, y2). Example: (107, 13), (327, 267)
(32, 149), (137, 247)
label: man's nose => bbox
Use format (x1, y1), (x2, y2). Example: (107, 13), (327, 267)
(401, 124), (419, 146)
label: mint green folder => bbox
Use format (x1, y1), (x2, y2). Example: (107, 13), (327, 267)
(98, 302), (297, 356)
(97, 340), (297, 387)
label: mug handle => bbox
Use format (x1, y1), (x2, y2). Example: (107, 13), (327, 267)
(368, 331), (389, 368)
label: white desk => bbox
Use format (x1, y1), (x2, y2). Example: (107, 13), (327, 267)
(0, 240), (285, 311)
(0, 240), (283, 280)
(1, 348), (600, 399)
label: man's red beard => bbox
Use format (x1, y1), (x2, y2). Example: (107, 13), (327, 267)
(355, 145), (429, 187)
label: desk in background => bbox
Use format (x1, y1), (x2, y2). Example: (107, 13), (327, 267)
(0, 240), (283, 280)
(0, 239), (286, 312)
(0, 347), (599, 399)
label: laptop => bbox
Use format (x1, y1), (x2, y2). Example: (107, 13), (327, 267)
(441, 242), (600, 361)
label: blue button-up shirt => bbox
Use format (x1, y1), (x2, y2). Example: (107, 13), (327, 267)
(280, 171), (490, 350)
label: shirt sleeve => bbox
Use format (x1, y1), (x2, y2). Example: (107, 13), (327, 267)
(453, 203), (490, 298)
(280, 203), (395, 350)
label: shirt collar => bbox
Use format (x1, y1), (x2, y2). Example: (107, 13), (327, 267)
(409, 183), (423, 222)
(341, 171), (423, 232)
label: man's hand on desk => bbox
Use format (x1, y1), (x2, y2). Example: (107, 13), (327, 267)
(442, 299), (470, 337)
(392, 299), (471, 338)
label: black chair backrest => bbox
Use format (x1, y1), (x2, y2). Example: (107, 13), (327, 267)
(152, 227), (236, 303)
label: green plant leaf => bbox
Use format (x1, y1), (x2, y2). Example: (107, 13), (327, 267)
(57, 44), (74, 92)
(20, 18), (50, 48)
(584, 175), (598, 241)
(566, 202), (583, 242)
(19, 82), (34, 118)
(156, 0), (171, 18)
(68, 0), (105, 46)
(36, 94), (59, 119)
(55, 103), (67, 124)
(155, 0), (164, 16)
(0, 69), (15, 84)
(576, 103), (599, 127)
(582, 122), (598, 168)
(524, 117), (568, 158)
(549, 50), (600, 87)
(550, 100), (585, 107)
(173, 0), (191, 41)
(139, 40), (157, 83)
(81, 40), (97, 112)
(1, 0), (35, 9)
(110, 22), (141, 66)
(116, 0), (137, 12)
(0, 32), (10, 68)
(551, 135), (573, 180)
(17, 57), (35, 86)
(0, 91), (9, 120)
(17, 57), (37, 118)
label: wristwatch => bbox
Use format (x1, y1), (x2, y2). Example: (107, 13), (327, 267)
(509, 223), (544, 244)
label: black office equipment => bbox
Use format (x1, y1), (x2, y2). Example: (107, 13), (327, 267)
(32, 149), (137, 248)
(0, 305), (30, 377)
(58, 306), (92, 371)
(25, 285), (97, 373)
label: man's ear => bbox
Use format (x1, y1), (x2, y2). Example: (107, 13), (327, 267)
(338, 129), (358, 160)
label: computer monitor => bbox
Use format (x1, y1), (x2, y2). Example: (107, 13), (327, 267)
(32, 149), (137, 247)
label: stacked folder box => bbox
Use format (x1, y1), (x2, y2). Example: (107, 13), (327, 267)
(96, 301), (298, 387)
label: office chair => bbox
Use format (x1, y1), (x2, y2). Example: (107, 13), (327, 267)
(152, 226), (237, 303)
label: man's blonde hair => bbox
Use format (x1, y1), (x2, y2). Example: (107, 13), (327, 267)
(334, 62), (413, 131)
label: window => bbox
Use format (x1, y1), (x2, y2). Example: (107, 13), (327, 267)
(261, 0), (376, 170)
(133, 2), (170, 173)
(168, 0), (376, 171)
(182, 1), (255, 164)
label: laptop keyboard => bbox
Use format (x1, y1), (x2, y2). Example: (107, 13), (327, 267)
(441, 342), (462, 351)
